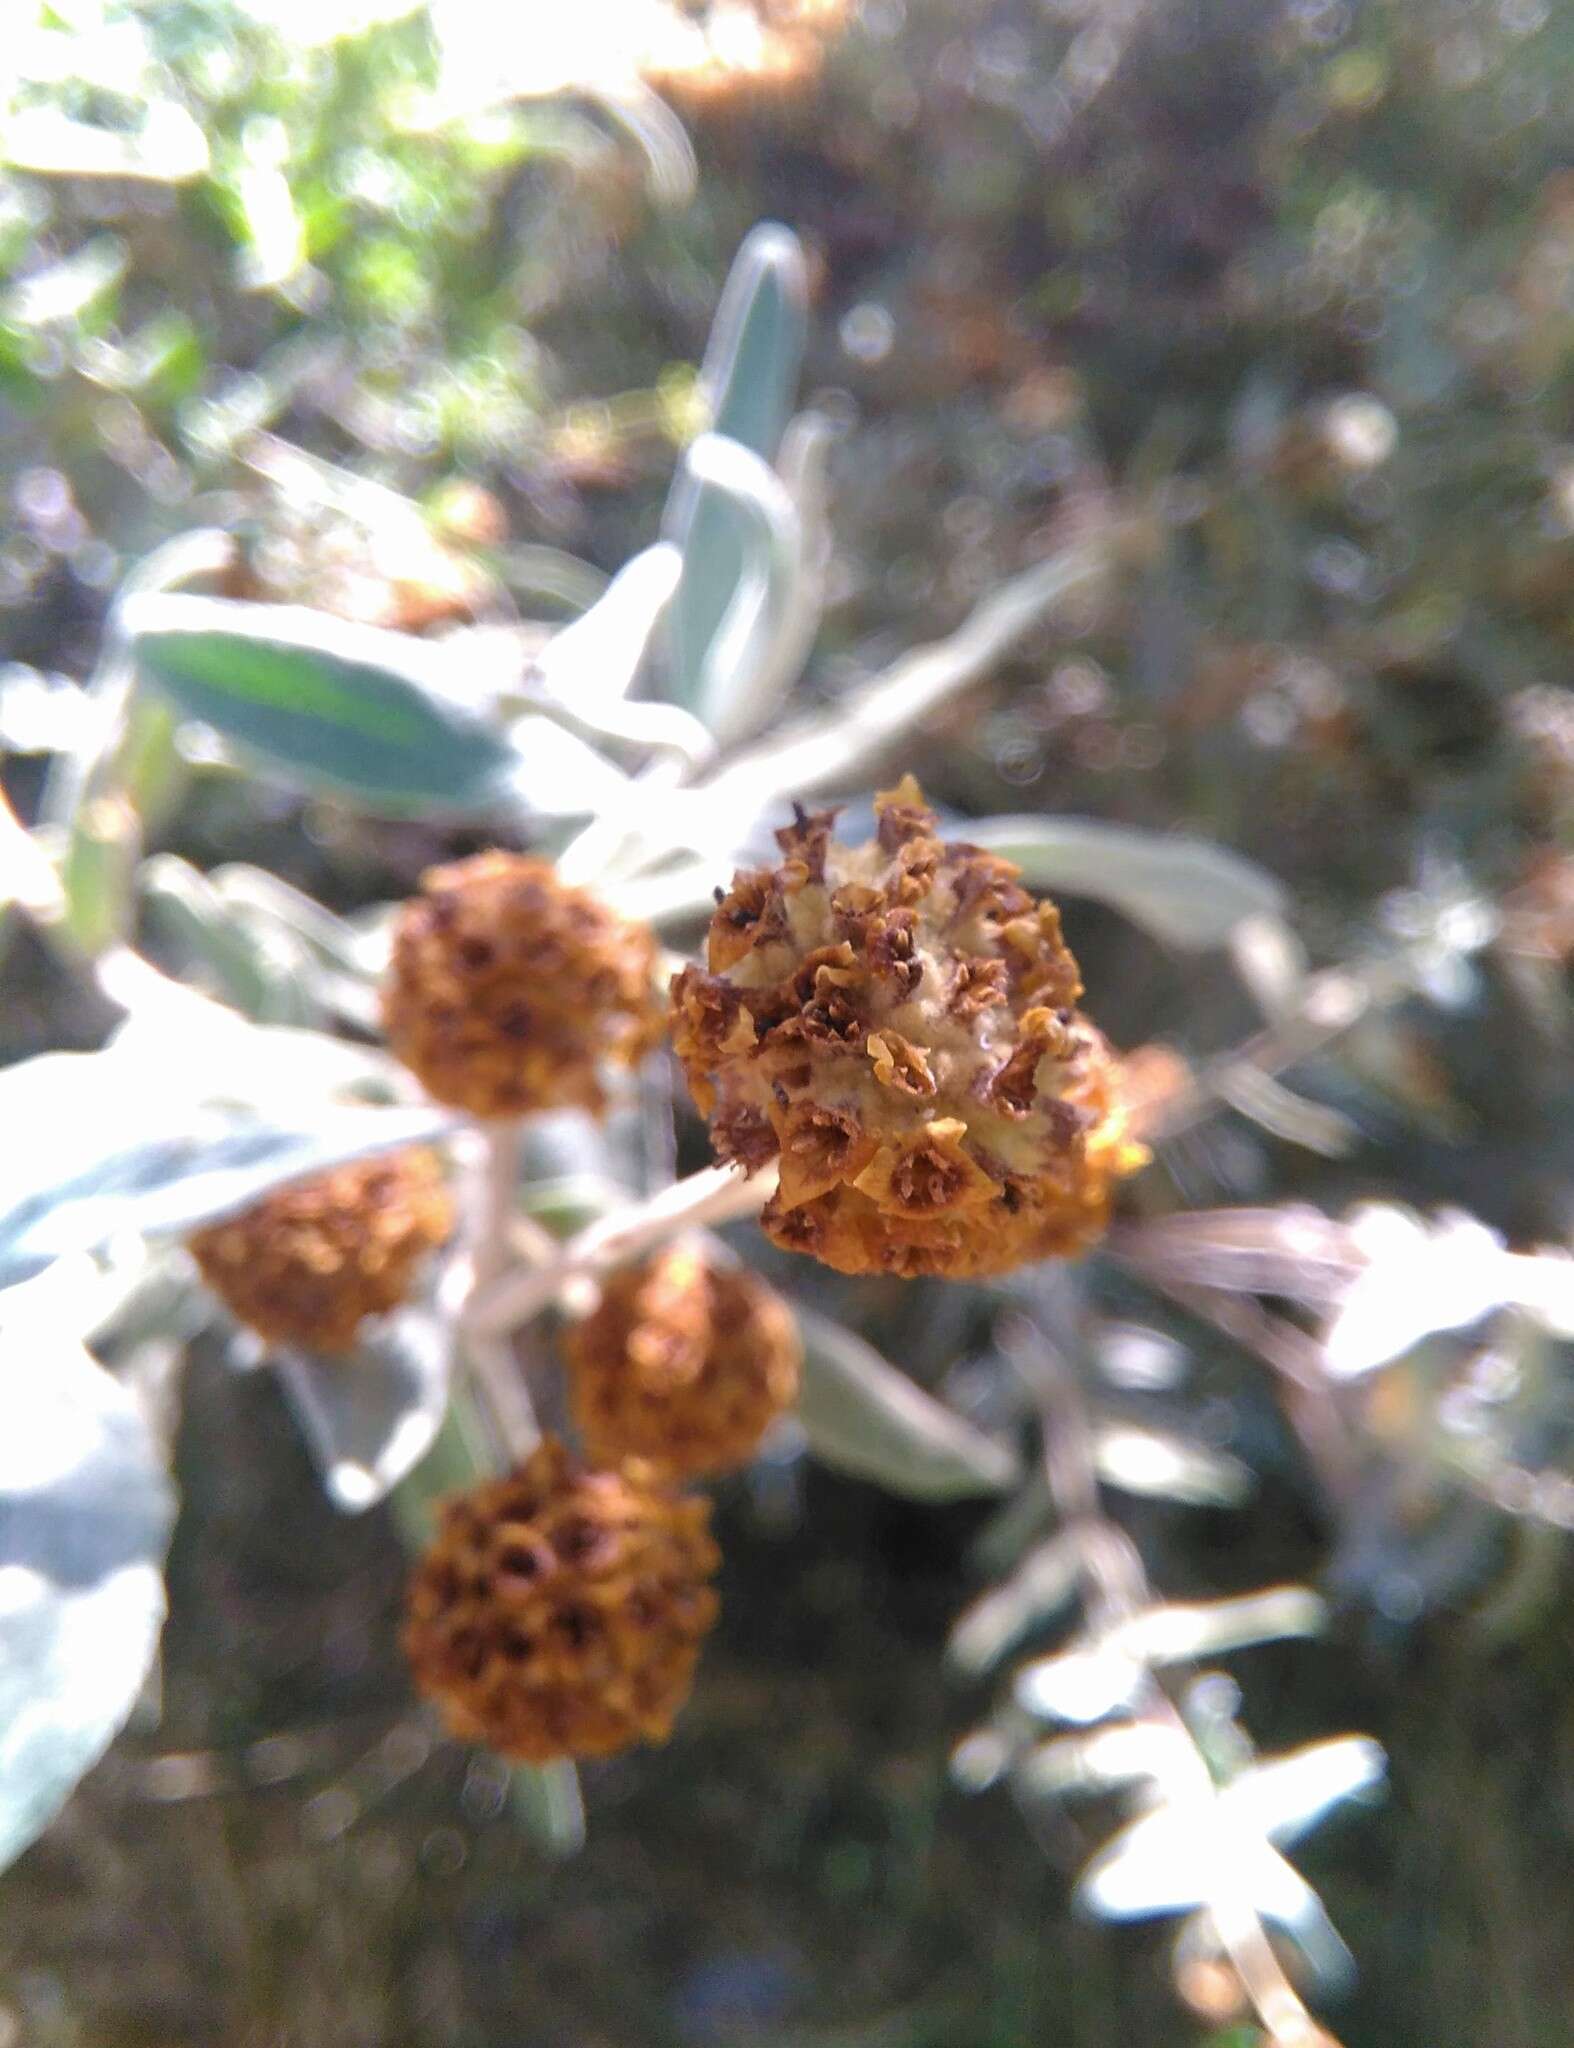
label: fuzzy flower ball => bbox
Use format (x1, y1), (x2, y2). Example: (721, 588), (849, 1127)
(564, 1244), (801, 1477)
(383, 852), (663, 1120)
(670, 778), (1145, 1279)
(187, 1149), (452, 1354)
(402, 1437), (719, 1763)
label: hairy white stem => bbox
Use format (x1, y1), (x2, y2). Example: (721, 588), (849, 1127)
(460, 1123), (541, 1459)
(465, 1161), (775, 1339)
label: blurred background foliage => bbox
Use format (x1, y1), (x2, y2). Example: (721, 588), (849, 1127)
(2, 1), (1572, 2044)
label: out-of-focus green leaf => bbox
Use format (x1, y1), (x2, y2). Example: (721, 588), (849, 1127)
(121, 595), (520, 813)
(274, 1299), (455, 1513)
(0, 1317), (176, 1871)
(796, 1309), (1021, 1502)
(1091, 1423), (1254, 1508)
(0, 1085), (453, 1290)
(962, 817), (1287, 949)
(947, 1532), (1081, 1677)
(700, 223), (809, 462)
(141, 855), (316, 1025)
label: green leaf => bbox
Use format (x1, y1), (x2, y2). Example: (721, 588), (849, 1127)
(700, 223), (809, 462)
(962, 818), (1286, 949)
(120, 595), (521, 814)
(795, 1309), (1021, 1502)
(0, 1317), (176, 1871)
(141, 855), (317, 1025)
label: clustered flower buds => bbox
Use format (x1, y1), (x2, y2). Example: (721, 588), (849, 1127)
(671, 777), (1145, 1278)
(383, 852), (663, 1119)
(403, 1437), (719, 1763)
(188, 1149), (452, 1354)
(563, 1244), (801, 1477)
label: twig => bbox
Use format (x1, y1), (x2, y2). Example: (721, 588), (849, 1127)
(459, 1123), (541, 1458)
(465, 1161), (774, 1338)
(998, 1314), (1341, 2048)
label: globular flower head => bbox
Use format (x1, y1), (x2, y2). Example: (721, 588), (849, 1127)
(187, 1149), (452, 1354)
(564, 1244), (801, 1477)
(383, 852), (663, 1120)
(402, 1437), (719, 1763)
(670, 778), (1146, 1279)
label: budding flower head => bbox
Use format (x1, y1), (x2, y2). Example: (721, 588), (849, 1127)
(187, 1149), (452, 1355)
(564, 1244), (801, 1478)
(402, 1437), (719, 1763)
(383, 852), (663, 1119)
(670, 777), (1146, 1279)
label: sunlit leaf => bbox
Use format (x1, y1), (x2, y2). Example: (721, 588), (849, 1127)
(0, 1317), (175, 1870)
(121, 595), (522, 814)
(1013, 1643), (1147, 1725)
(795, 1309), (1021, 1501)
(274, 1299), (454, 1513)
(699, 222), (809, 464)
(947, 1532), (1080, 1676)
(531, 544), (680, 706)
(1112, 1587), (1326, 1666)
(1092, 1423), (1253, 1508)
(962, 817), (1286, 949)
(1016, 1722), (1191, 1800)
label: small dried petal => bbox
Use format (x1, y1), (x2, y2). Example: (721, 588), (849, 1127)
(188, 1150), (452, 1354)
(403, 1438), (718, 1762)
(384, 853), (661, 1119)
(866, 1030), (938, 1098)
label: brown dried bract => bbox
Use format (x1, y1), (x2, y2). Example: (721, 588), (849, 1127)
(383, 852), (663, 1119)
(402, 1437), (719, 1763)
(667, 775), (1146, 1278)
(564, 1245), (801, 1477)
(188, 1150), (452, 1354)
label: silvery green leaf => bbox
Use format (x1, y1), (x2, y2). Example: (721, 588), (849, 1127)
(666, 434), (804, 741)
(796, 1309), (1021, 1502)
(509, 1755), (587, 1860)
(1110, 1587), (1326, 1666)
(502, 715), (633, 819)
(1323, 1205), (1521, 1378)
(1078, 1813), (1325, 1931)
(531, 544), (680, 707)
(1016, 1722), (1192, 1800)
(1110, 1206), (1365, 1304)
(947, 1532), (1081, 1677)
(142, 855), (316, 1025)
(699, 223), (809, 463)
(121, 595), (523, 815)
(0, 1100), (452, 1289)
(0, 1319), (176, 1871)
(1091, 1423), (1253, 1508)
(960, 817), (1286, 949)
(0, 665), (92, 755)
(274, 1299), (454, 1513)
(1220, 1735), (1386, 1848)
(1013, 1643), (1147, 1726)
(105, 1004), (410, 1114)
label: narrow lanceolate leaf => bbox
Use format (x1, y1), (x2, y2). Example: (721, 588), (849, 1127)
(120, 595), (519, 814)
(947, 1532), (1081, 1677)
(699, 223), (810, 463)
(961, 817), (1287, 950)
(0, 1102), (453, 1290)
(0, 1318), (176, 1871)
(795, 1309), (1021, 1501)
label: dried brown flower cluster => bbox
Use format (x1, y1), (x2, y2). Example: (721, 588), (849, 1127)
(671, 778), (1146, 1279)
(564, 1245), (800, 1477)
(641, 0), (852, 108)
(403, 1437), (719, 1762)
(188, 1149), (452, 1354)
(383, 852), (663, 1120)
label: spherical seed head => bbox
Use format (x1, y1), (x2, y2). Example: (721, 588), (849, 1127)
(187, 1149), (452, 1354)
(670, 777), (1147, 1279)
(382, 852), (664, 1119)
(402, 1437), (720, 1763)
(564, 1244), (801, 1478)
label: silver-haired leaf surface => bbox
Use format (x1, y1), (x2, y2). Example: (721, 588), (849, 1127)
(0, 1100), (453, 1289)
(962, 817), (1286, 949)
(699, 222), (809, 463)
(796, 1309), (1021, 1502)
(274, 1299), (454, 1514)
(121, 595), (520, 814)
(0, 1320), (175, 1871)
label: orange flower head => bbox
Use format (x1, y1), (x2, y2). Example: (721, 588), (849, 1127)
(402, 1437), (719, 1763)
(670, 778), (1146, 1278)
(564, 1244), (800, 1477)
(383, 852), (664, 1119)
(187, 1149), (452, 1354)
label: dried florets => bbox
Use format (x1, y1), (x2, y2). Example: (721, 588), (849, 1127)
(383, 852), (664, 1119)
(564, 1245), (801, 1477)
(402, 1437), (719, 1762)
(188, 1150), (452, 1354)
(670, 778), (1146, 1278)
